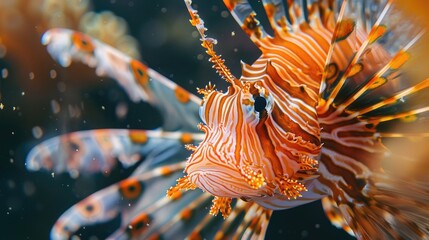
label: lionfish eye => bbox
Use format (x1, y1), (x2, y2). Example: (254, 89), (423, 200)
(254, 96), (267, 113)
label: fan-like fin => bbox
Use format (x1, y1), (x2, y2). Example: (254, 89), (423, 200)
(51, 161), (272, 240)
(50, 162), (184, 239)
(261, 0), (291, 35)
(26, 129), (204, 176)
(316, 1), (429, 239)
(223, 0), (271, 44)
(321, 196), (355, 237)
(110, 193), (272, 240)
(320, 0), (425, 111)
(41, 28), (201, 131)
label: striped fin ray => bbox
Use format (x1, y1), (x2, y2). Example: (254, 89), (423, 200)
(321, 196), (355, 237)
(50, 162), (185, 239)
(320, 0), (424, 110)
(51, 159), (272, 240)
(261, 0), (292, 35)
(316, 1), (429, 239)
(223, 0), (324, 43)
(41, 28), (201, 132)
(110, 193), (272, 240)
(319, 0), (395, 104)
(222, 0), (271, 43)
(26, 129), (204, 176)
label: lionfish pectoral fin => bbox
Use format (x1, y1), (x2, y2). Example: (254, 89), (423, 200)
(326, 174), (429, 240)
(40, 129), (270, 239)
(42, 28), (201, 132)
(223, 0), (270, 43)
(317, 1), (429, 239)
(108, 171), (272, 240)
(25, 129), (204, 176)
(50, 161), (186, 239)
(26, 129), (146, 175)
(321, 197), (355, 237)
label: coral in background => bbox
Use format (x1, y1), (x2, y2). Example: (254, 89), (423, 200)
(0, 0), (140, 66)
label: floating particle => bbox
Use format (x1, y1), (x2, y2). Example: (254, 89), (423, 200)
(51, 172), (55, 178)
(57, 82), (66, 92)
(7, 180), (16, 189)
(101, 105), (105, 110)
(0, 103), (4, 110)
(115, 102), (128, 119)
(32, 126), (43, 139)
(49, 69), (57, 79)
(68, 104), (81, 118)
(69, 169), (79, 179)
(161, 7), (167, 13)
(197, 54), (204, 60)
(50, 99), (61, 114)
(23, 181), (36, 197)
(231, 31), (235, 36)
(29, 72), (35, 80)
(301, 230), (309, 238)
(21, 91), (25, 96)
(221, 10), (229, 18)
(70, 235), (81, 240)
(191, 31), (199, 38)
(1, 68), (8, 78)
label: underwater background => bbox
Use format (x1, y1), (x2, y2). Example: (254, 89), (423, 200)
(2, 0), (428, 239)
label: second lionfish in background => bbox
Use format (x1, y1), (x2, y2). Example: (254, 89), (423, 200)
(27, 0), (429, 239)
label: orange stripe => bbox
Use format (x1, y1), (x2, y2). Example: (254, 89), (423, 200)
(234, 93), (243, 165)
(255, 116), (283, 176)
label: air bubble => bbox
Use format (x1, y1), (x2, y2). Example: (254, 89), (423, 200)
(115, 102), (128, 119)
(23, 181), (36, 196)
(49, 69), (57, 79)
(1, 68), (8, 78)
(221, 10), (229, 18)
(50, 99), (61, 114)
(32, 126), (43, 139)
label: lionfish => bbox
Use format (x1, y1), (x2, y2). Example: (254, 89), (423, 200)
(26, 0), (429, 239)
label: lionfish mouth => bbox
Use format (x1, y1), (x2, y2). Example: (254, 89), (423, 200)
(188, 171), (255, 198)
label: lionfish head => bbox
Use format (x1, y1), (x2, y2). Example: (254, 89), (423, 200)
(186, 81), (277, 199)
(170, 77), (320, 216)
